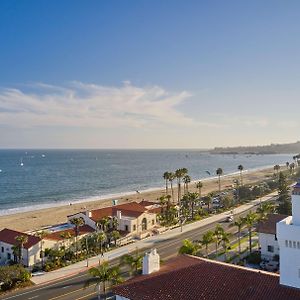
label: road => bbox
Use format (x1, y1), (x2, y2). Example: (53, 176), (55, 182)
(1, 197), (276, 300)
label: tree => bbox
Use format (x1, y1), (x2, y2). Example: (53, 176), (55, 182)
(290, 162), (295, 174)
(96, 232), (107, 255)
(231, 217), (245, 257)
(60, 231), (73, 261)
(35, 230), (48, 268)
(221, 231), (231, 261)
(178, 239), (200, 255)
(110, 230), (121, 247)
(201, 231), (214, 257)
(216, 168), (223, 192)
(121, 251), (143, 275)
(15, 235), (28, 265)
(238, 165), (244, 185)
(256, 202), (275, 220)
(175, 168), (188, 203)
(213, 225), (224, 257)
(243, 212), (258, 253)
(286, 162), (290, 169)
(163, 172), (170, 195)
(183, 175), (191, 194)
(96, 217), (110, 233)
(277, 172), (292, 215)
(274, 164), (281, 176)
(168, 172), (175, 204)
(111, 217), (119, 231)
(85, 261), (123, 300)
(70, 217), (85, 258)
(196, 181), (203, 199)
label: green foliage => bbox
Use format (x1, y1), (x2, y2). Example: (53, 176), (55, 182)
(0, 265), (31, 291)
(121, 251), (143, 275)
(247, 252), (261, 264)
(277, 172), (292, 215)
(178, 239), (200, 255)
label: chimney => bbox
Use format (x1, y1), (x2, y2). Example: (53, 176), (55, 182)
(142, 248), (160, 275)
(117, 210), (122, 220)
(85, 210), (92, 217)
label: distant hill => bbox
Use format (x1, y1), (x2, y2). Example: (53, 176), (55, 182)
(210, 141), (300, 155)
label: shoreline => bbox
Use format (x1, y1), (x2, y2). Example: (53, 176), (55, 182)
(0, 164), (281, 232)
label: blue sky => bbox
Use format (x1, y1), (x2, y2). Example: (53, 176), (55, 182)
(0, 0), (299, 148)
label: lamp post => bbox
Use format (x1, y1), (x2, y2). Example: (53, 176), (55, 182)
(85, 236), (89, 267)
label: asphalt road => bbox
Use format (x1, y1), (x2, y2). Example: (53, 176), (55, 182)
(1, 199), (273, 300)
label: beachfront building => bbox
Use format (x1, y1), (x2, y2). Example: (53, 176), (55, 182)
(0, 228), (42, 267)
(257, 214), (287, 260)
(277, 180), (300, 289)
(67, 201), (161, 240)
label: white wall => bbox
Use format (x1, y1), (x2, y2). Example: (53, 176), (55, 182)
(259, 232), (279, 260)
(115, 296), (130, 300)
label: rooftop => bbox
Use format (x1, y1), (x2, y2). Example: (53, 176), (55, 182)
(113, 255), (300, 300)
(44, 225), (94, 241)
(257, 214), (288, 235)
(0, 228), (41, 249)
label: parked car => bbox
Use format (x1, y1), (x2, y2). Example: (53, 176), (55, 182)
(225, 215), (234, 222)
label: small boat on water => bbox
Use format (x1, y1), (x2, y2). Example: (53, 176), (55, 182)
(41, 154), (46, 158)
(20, 158), (24, 167)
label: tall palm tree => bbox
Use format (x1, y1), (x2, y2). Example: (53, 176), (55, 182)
(36, 230), (48, 268)
(216, 168), (223, 192)
(196, 181), (203, 199)
(213, 224), (224, 258)
(110, 230), (121, 247)
(256, 202), (275, 220)
(96, 231), (107, 255)
(231, 217), (245, 257)
(70, 217), (85, 257)
(286, 162), (290, 169)
(163, 172), (170, 195)
(15, 235), (28, 265)
(183, 175), (191, 194)
(221, 231), (231, 261)
(85, 261), (123, 300)
(121, 251), (143, 275)
(274, 164), (280, 175)
(178, 239), (200, 255)
(290, 162), (295, 174)
(175, 169), (183, 203)
(168, 172), (175, 204)
(188, 192), (198, 220)
(60, 231), (73, 261)
(201, 231), (214, 257)
(111, 217), (119, 231)
(244, 212), (258, 253)
(238, 165), (244, 186)
(96, 217), (111, 233)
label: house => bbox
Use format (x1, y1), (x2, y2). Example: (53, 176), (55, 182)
(0, 228), (41, 267)
(113, 254), (300, 300)
(67, 201), (161, 239)
(257, 213), (287, 260)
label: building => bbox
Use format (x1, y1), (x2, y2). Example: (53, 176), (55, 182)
(0, 228), (41, 267)
(67, 201), (161, 240)
(113, 254), (300, 300)
(277, 180), (300, 289)
(257, 214), (287, 260)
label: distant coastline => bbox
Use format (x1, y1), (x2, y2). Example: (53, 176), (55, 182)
(210, 141), (300, 155)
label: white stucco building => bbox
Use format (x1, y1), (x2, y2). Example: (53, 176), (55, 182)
(257, 214), (287, 260)
(277, 180), (300, 289)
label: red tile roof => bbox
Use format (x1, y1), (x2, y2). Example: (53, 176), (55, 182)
(0, 228), (41, 249)
(139, 200), (158, 207)
(45, 225), (94, 241)
(113, 255), (300, 300)
(257, 214), (288, 235)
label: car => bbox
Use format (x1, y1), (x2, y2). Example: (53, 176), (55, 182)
(31, 271), (45, 277)
(225, 215), (234, 222)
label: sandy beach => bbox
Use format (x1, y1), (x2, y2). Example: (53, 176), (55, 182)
(0, 166), (279, 232)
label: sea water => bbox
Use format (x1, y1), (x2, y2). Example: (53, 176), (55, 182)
(0, 149), (293, 215)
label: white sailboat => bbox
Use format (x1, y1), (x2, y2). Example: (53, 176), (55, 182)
(20, 158), (24, 167)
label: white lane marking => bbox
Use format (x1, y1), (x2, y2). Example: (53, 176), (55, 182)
(28, 296), (39, 299)
(62, 285), (70, 289)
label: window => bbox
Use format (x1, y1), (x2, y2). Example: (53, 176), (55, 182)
(285, 240), (288, 247)
(133, 225), (136, 231)
(7, 253), (11, 260)
(1, 247), (3, 253)
(125, 225), (129, 232)
(297, 242), (300, 249)
(152, 220), (155, 225)
(294, 241), (297, 248)
(267, 245), (274, 253)
(289, 240), (292, 248)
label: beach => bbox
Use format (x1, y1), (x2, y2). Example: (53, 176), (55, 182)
(0, 166), (279, 232)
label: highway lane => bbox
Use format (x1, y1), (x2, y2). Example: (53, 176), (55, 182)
(1, 198), (274, 300)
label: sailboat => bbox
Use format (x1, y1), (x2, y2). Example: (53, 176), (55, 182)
(20, 158), (24, 167)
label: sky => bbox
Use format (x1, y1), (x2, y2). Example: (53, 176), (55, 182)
(0, 0), (299, 149)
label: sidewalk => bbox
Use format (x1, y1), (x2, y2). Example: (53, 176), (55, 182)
(31, 191), (277, 285)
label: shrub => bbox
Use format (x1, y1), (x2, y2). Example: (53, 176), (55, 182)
(247, 252), (261, 265)
(0, 265), (31, 291)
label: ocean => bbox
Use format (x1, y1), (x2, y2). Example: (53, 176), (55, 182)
(0, 149), (293, 216)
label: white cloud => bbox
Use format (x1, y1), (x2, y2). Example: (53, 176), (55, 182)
(0, 82), (203, 129)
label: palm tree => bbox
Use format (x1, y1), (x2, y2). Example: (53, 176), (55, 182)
(201, 231), (214, 257)
(70, 217), (85, 257)
(238, 165), (244, 185)
(274, 164), (280, 175)
(221, 231), (231, 261)
(256, 202), (275, 220)
(175, 169), (183, 203)
(60, 231), (72, 260)
(121, 251), (143, 275)
(188, 192), (198, 220)
(290, 162), (295, 174)
(213, 225), (224, 258)
(196, 181), (203, 199)
(96, 217), (110, 233)
(110, 230), (121, 247)
(163, 172), (170, 195)
(111, 217), (118, 231)
(286, 162), (290, 169)
(86, 261), (123, 300)
(178, 239), (200, 255)
(36, 230), (48, 268)
(168, 172), (175, 204)
(244, 212), (258, 253)
(183, 175), (191, 194)
(15, 235), (28, 265)
(96, 231), (107, 255)
(231, 217), (245, 257)
(216, 168), (223, 192)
